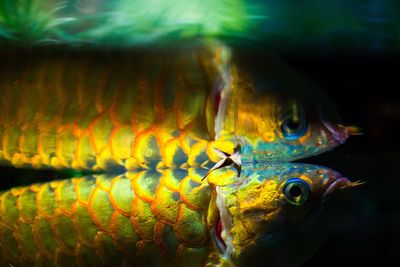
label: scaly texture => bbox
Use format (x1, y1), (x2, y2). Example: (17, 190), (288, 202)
(0, 44), (225, 171)
(0, 163), (356, 267)
(0, 168), (219, 266)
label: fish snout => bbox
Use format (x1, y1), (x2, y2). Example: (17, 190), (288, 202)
(322, 177), (363, 198)
(323, 122), (362, 145)
(323, 122), (349, 144)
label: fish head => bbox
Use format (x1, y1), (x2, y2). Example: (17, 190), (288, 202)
(220, 51), (355, 162)
(212, 163), (354, 267)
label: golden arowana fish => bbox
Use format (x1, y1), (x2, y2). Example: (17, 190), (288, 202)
(0, 163), (354, 267)
(0, 42), (352, 173)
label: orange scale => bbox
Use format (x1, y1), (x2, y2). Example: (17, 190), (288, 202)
(151, 186), (180, 225)
(131, 171), (161, 203)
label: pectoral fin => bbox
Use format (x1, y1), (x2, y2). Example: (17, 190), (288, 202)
(202, 145), (242, 181)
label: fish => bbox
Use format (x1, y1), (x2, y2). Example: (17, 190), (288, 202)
(0, 163), (355, 267)
(0, 42), (353, 173)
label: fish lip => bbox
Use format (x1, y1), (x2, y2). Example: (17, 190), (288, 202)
(323, 121), (349, 144)
(322, 177), (352, 198)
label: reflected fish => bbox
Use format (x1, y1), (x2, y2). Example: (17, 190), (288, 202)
(0, 163), (356, 266)
(0, 42), (354, 173)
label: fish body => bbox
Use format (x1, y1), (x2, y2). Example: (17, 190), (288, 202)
(0, 42), (348, 173)
(0, 163), (352, 267)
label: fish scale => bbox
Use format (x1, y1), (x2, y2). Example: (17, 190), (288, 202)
(0, 46), (222, 172)
(0, 169), (219, 267)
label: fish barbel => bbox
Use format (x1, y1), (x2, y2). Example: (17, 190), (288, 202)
(0, 163), (354, 267)
(0, 42), (350, 172)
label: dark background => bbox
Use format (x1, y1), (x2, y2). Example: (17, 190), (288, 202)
(282, 50), (400, 267)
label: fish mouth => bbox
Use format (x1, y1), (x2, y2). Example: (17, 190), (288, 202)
(322, 177), (362, 198)
(323, 122), (349, 144)
(323, 122), (363, 145)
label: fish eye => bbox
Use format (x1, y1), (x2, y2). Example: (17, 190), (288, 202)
(280, 102), (308, 140)
(283, 178), (310, 205)
(280, 117), (308, 141)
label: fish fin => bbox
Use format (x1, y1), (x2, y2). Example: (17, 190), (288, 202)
(213, 147), (231, 158)
(202, 145), (242, 180)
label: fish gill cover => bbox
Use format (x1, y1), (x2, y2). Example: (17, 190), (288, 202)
(0, 0), (399, 50)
